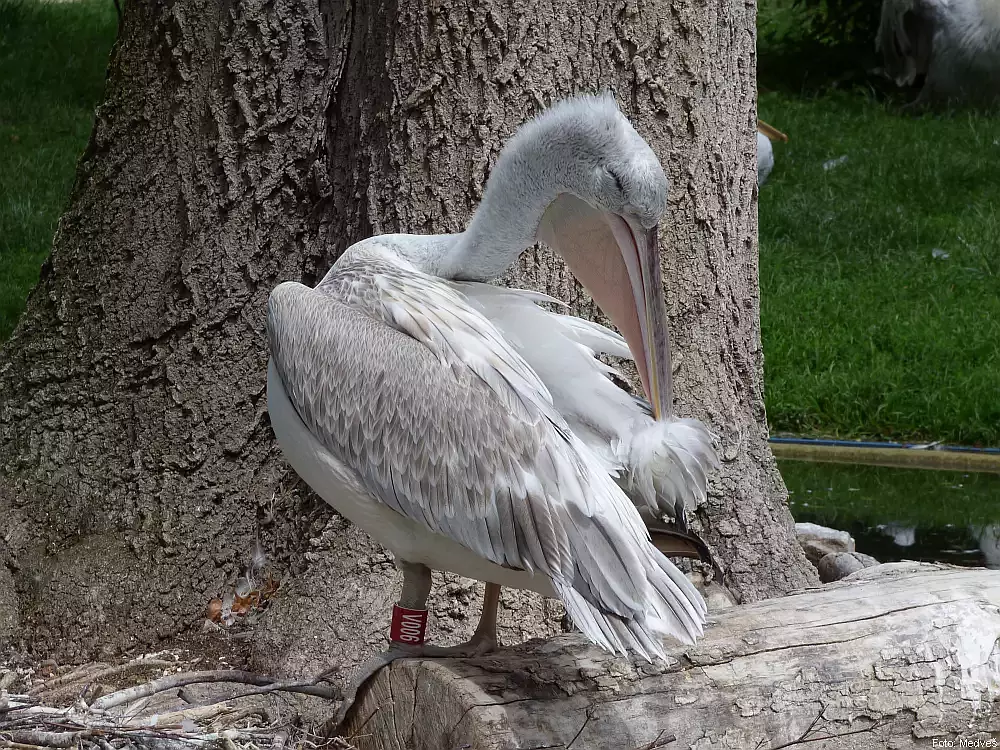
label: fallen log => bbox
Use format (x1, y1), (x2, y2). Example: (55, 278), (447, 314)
(339, 563), (1000, 749)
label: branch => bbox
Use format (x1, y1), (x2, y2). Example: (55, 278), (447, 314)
(29, 659), (176, 699)
(2, 731), (90, 748)
(27, 665), (106, 697)
(1, 741), (53, 750)
(145, 680), (337, 729)
(90, 671), (280, 710)
(4, 664), (344, 750)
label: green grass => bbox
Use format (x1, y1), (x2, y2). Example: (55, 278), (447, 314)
(758, 91), (1000, 446)
(0, 0), (117, 341)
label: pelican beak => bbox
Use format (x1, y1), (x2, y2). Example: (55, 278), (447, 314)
(534, 195), (674, 419)
(607, 217), (674, 420)
(757, 119), (788, 142)
(636, 223), (673, 420)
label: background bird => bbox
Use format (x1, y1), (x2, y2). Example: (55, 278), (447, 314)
(266, 94), (720, 722)
(757, 119), (788, 186)
(877, 0), (1000, 106)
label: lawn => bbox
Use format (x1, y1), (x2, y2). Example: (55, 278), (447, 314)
(758, 97), (1000, 447)
(0, 0), (997, 447)
(0, 0), (117, 341)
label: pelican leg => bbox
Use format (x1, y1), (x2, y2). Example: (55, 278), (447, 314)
(397, 558), (433, 607)
(330, 577), (502, 735)
(421, 582), (501, 656)
(331, 560), (431, 731)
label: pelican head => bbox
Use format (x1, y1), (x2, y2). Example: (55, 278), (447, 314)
(523, 94), (674, 420)
(443, 94), (676, 418)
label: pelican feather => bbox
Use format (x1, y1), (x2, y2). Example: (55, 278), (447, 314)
(268, 270), (707, 657)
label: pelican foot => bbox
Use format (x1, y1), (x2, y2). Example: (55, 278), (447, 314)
(419, 630), (499, 657)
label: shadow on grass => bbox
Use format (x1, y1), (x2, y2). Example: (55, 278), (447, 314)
(756, 0), (921, 102)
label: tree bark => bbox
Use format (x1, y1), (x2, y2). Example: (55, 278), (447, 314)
(341, 564), (1000, 749)
(0, 0), (815, 675)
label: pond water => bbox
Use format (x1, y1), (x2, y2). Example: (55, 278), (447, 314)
(778, 459), (1000, 569)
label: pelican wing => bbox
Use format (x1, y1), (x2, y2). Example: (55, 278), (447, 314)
(455, 282), (719, 525)
(267, 273), (706, 657)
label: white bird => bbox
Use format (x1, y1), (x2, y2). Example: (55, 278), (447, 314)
(757, 132), (774, 186)
(266, 94), (719, 719)
(757, 119), (787, 187)
(878, 0), (1000, 106)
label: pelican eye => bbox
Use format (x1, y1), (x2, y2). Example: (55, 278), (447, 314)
(609, 170), (625, 194)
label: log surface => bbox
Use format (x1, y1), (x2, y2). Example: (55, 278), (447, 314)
(341, 563), (1000, 749)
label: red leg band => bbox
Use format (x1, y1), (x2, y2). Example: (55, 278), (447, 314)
(390, 604), (428, 645)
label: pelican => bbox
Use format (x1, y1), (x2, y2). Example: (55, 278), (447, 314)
(757, 119), (787, 187)
(877, 0), (1000, 106)
(266, 94), (719, 717)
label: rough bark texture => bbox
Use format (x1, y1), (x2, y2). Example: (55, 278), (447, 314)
(342, 564), (1000, 749)
(0, 0), (814, 675)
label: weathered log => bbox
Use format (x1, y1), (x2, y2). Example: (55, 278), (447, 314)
(339, 563), (1000, 749)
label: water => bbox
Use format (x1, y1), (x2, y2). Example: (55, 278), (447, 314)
(778, 459), (1000, 568)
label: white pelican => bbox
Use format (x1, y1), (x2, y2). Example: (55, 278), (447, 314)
(877, 0), (1000, 105)
(757, 119), (787, 186)
(266, 94), (719, 717)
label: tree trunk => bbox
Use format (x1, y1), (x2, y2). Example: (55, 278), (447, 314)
(0, 0), (815, 676)
(341, 564), (1000, 749)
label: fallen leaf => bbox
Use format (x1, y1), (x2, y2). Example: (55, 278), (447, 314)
(206, 598), (223, 622)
